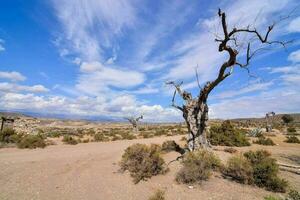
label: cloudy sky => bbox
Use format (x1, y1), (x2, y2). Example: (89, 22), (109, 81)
(0, 0), (299, 122)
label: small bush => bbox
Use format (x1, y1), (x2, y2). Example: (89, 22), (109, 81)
(254, 136), (275, 146)
(244, 150), (287, 192)
(82, 138), (90, 143)
(209, 120), (250, 147)
(285, 136), (300, 144)
(62, 135), (78, 145)
(264, 195), (282, 200)
(224, 147), (237, 153)
(0, 128), (20, 143)
(176, 150), (221, 184)
(94, 133), (109, 142)
(120, 144), (168, 183)
(161, 140), (185, 154)
(148, 190), (165, 200)
(287, 190), (300, 200)
(282, 114), (294, 124)
(47, 132), (61, 138)
(287, 127), (296, 133)
(223, 154), (254, 184)
(17, 135), (46, 149)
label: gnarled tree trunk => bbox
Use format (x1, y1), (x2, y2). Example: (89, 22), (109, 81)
(167, 9), (288, 151)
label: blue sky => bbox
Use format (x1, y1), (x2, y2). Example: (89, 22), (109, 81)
(0, 0), (300, 122)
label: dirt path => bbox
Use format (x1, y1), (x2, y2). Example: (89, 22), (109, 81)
(0, 135), (299, 200)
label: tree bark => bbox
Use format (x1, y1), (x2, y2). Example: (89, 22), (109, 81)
(183, 99), (210, 151)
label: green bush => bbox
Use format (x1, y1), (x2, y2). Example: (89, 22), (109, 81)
(254, 136), (275, 146)
(244, 150), (287, 192)
(285, 136), (300, 144)
(223, 154), (254, 184)
(119, 132), (137, 140)
(287, 127), (296, 133)
(282, 114), (294, 124)
(148, 189), (165, 200)
(94, 133), (109, 142)
(176, 150), (221, 184)
(209, 120), (250, 147)
(264, 195), (282, 200)
(161, 140), (185, 154)
(62, 135), (78, 145)
(287, 190), (300, 200)
(0, 128), (20, 143)
(17, 135), (46, 149)
(120, 144), (168, 183)
(47, 131), (61, 138)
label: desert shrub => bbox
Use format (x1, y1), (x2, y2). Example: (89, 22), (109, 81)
(94, 133), (109, 142)
(254, 136), (275, 146)
(209, 120), (250, 147)
(0, 128), (20, 143)
(285, 136), (300, 143)
(176, 150), (221, 184)
(180, 136), (187, 141)
(119, 132), (137, 140)
(154, 129), (167, 136)
(282, 114), (294, 124)
(223, 154), (253, 184)
(62, 135), (78, 145)
(161, 140), (185, 154)
(148, 189), (165, 200)
(287, 190), (300, 200)
(112, 135), (122, 141)
(120, 144), (167, 183)
(17, 135), (46, 149)
(224, 147), (237, 153)
(244, 150), (287, 192)
(47, 131), (61, 138)
(287, 127), (296, 133)
(82, 138), (90, 143)
(264, 196), (282, 200)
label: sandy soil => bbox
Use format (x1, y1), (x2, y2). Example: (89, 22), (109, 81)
(0, 135), (299, 200)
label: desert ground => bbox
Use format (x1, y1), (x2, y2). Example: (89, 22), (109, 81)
(0, 127), (299, 200)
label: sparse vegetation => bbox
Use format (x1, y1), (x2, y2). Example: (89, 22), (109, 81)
(254, 136), (275, 146)
(148, 189), (165, 200)
(287, 190), (300, 200)
(287, 127), (297, 133)
(223, 154), (254, 184)
(176, 150), (221, 184)
(17, 134), (46, 149)
(209, 120), (250, 147)
(244, 150), (288, 192)
(0, 128), (21, 143)
(62, 135), (78, 145)
(120, 144), (168, 183)
(285, 136), (300, 143)
(264, 195), (282, 200)
(161, 140), (185, 154)
(94, 133), (109, 142)
(282, 114), (294, 125)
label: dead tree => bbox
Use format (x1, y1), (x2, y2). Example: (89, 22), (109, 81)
(265, 111), (275, 132)
(125, 115), (143, 132)
(167, 9), (290, 151)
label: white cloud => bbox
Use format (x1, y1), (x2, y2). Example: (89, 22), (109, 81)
(210, 87), (300, 119)
(287, 16), (300, 33)
(76, 61), (145, 95)
(0, 92), (180, 122)
(212, 81), (274, 99)
(0, 82), (49, 93)
(288, 50), (300, 63)
(164, 0), (293, 84)
(52, 0), (137, 61)
(0, 71), (26, 82)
